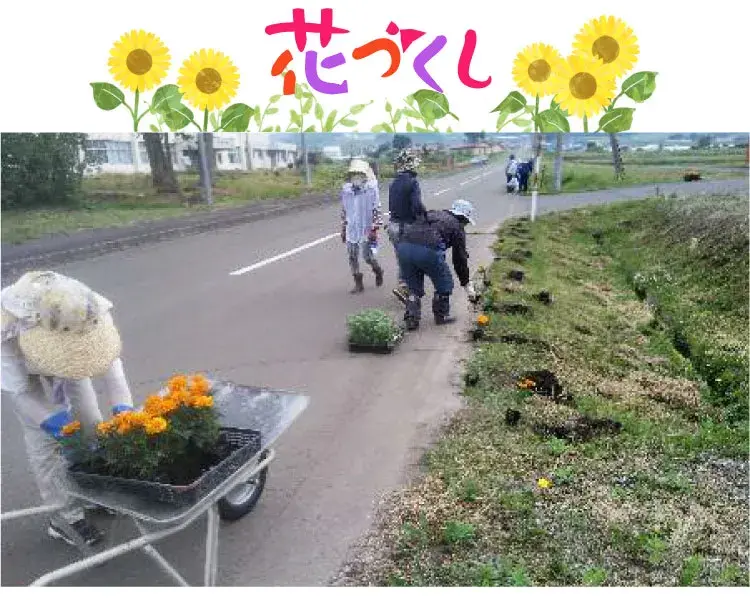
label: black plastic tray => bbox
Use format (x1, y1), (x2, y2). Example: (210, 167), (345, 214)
(348, 331), (404, 354)
(67, 427), (262, 508)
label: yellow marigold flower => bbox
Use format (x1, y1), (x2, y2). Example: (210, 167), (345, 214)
(144, 394), (165, 415)
(537, 477), (553, 489)
(97, 421), (115, 435)
(190, 374), (211, 395)
(168, 375), (188, 392)
(190, 395), (214, 409)
(477, 314), (490, 327)
(61, 421), (81, 436)
(145, 417), (168, 435)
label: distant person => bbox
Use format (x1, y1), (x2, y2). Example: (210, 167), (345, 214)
(505, 154), (518, 184)
(396, 199), (479, 330)
(340, 159), (384, 293)
(387, 148), (427, 304)
(517, 159), (534, 193)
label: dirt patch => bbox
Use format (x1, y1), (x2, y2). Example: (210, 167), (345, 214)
(508, 270), (525, 282)
(535, 415), (623, 442)
(495, 334), (551, 350)
(533, 290), (553, 305)
(518, 369), (573, 404)
(498, 302), (533, 316)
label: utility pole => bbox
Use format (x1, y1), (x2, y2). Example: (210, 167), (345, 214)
(197, 133), (213, 205)
(301, 132), (311, 187)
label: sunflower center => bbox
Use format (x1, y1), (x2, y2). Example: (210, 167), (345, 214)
(570, 72), (597, 100)
(528, 59), (551, 83)
(126, 49), (153, 75)
(196, 68), (222, 94)
(592, 35), (620, 64)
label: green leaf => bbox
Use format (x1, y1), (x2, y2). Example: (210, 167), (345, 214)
(406, 121), (414, 132)
(324, 110), (338, 132)
(149, 124), (159, 132)
(265, 107), (279, 115)
(402, 108), (422, 120)
(350, 103), (368, 115)
(288, 126), (300, 133)
(302, 91), (314, 99)
(372, 123), (394, 133)
(294, 84), (303, 100)
(550, 99), (570, 117)
(150, 84), (184, 114)
(512, 117), (532, 127)
(210, 112), (220, 130)
(405, 94), (416, 107)
(448, 112), (459, 121)
(90, 82), (125, 111)
(315, 103), (324, 120)
(621, 71), (658, 103)
(523, 126), (533, 133)
(490, 91), (527, 115)
(385, 100), (392, 113)
(495, 108), (512, 130)
(302, 98), (314, 114)
(290, 109), (302, 127)
(446, 126), (453, 133)
(393, 109), (403, 124)
(274, 125), (281, 132)
(414, 126), (430, 132)
(340, 118), (357, 127)
(253, 105), (261, 126)
(162, 103), (194, 131)
(220, 103), (254, 132)
(412, 89), (451, 121)
(262, 127), (274, 132)
(304, 125), (316, 132)
(269, 95), (282, 103)
(535, 108), (570, 133)
(599, 107), (635, 133)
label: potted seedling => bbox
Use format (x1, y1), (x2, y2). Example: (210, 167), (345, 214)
(347, 309), (404, 354)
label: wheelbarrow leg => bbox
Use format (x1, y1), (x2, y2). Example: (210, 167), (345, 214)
(204, 503), (220, 586)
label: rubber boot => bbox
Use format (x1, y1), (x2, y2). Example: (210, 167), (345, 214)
(404, 295), (421, 331)
(433, 293), (456, 325)
(373, 264), (384, 287)
(350, 273), (365, 294)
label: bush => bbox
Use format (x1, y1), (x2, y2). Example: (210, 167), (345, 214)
(1, 133), (91, 209)
(347, 309), (401, 346)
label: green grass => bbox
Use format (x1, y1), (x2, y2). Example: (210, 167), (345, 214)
(537, 162), (744, 194)
(342, 194), (749, 587)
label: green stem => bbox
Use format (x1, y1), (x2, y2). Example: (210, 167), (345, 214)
(583, 115), (589, 133)
(135, 102), (153, 128)
(132, 90), (140, 132)
(203, 109), (209, 132)
(191, 118), (203, 132)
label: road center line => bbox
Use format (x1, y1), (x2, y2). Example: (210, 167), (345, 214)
(229, 233), (339, 276)
(434, 188), (451, 196)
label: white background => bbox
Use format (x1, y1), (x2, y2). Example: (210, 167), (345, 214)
(1, 0), (748, 132)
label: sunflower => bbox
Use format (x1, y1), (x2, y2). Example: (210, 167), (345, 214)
(512, 43), (565, 98)
(108, 30), (170, 92)
(178, 49), (239, 111)
(552, 54), (616, 119)
(573, 16), (639, 79)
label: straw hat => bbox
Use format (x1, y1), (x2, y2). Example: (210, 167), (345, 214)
(4, 272), (122, 379)
(347, 159), (370, 175)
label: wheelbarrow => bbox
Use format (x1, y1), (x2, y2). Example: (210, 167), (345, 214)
(0, 381), (309, 586)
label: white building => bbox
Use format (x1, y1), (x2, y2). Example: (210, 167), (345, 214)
(321, 146), (345, 161)
(82, 133), (298, 175)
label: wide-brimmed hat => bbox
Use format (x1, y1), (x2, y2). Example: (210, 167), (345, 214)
(347, 159), (370, 175)
(3, 271), (122, 379)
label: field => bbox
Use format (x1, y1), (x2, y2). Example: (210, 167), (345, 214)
(337, 193), (749, 587)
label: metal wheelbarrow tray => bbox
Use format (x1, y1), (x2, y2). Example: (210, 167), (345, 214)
(0, 380), (309, 587)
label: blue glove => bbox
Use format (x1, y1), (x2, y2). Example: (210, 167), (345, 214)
(111, 404), (133, 416)
(40, 410), (73, 440)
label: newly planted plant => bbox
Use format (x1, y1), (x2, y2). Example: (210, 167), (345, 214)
(347, 309), (402, 348)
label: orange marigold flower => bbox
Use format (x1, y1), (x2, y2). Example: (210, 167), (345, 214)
(145, 416), (168, 435)
(189, 374), (211, 395)
(189, 395), (214, 409)
(61, 420), (81, 436)
(168, 389), (191, 405)
(168, 374), (188, 392)
(97, 421), (115, 435)
(477, 314), (490, 327)
(144, 394), (165, 414)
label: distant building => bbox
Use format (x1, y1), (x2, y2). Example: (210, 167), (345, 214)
(82, 133), (298, 175)
(322, 146), (345, 161)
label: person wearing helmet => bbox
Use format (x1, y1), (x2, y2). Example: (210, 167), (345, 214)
(388, 147), (427, 304)
(341, 159), (385, 293)
(1, 271), (136, 547)
(395, 199), (479, 330)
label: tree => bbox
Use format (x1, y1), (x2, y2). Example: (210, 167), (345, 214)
(1, 133), (90, 209)
(393, 134), (412, 150)
(553, 133), (564, 192)
(143, 133), (179, 193)
(464, 132), (486, 144)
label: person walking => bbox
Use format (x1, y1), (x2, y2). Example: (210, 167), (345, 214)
(340, 159), (384, 293)
(395, 199), (479, 330)
(387, 148), (427, 304)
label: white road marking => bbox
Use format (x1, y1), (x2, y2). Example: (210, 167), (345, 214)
(230, 233), (339, 276)
(434, 188), (451, 196)
(460, 176), (482, 186)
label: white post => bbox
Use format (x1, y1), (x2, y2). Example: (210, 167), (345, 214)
(531, 155), (540, 222)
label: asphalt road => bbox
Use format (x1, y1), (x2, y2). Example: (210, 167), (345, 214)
(1, 169), (747, 586)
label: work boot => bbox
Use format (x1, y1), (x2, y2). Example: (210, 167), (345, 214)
(373, 265), (384, 287)
(404, 295), (422, 331)
(48, 517), (104, 547)
(433, 293), (457, 325)
(392, 282), (409, 305)
(350, 273), (365, 294)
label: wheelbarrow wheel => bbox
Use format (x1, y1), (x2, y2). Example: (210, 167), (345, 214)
(218, 450), (269, 522)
